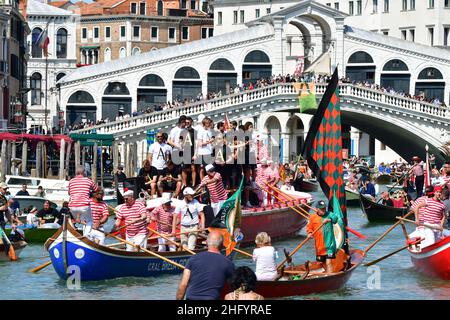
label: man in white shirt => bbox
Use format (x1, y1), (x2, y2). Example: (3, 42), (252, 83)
(174, 187), (205, 250)
(195, 117), (215, 181)
(148, 132), (173, 196)
(168, 115), (187, 150)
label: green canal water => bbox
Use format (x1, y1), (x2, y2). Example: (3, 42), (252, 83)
(1, 190), (449, 300)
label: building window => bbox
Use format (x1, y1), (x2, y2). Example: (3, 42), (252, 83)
(181, 0), (187, 9)
(157, 1), (163, 15)
(326, 3), (331, 6)
(190, 0), (196, 10)
(428, 27), (434, 46)
(402, 0), (407, 10)
(446, 0), (450, 8)
(104, 47), (111, 62)
(444, 27), (449, 46)
(255, 8), (260, 18)
(140, 2), (146, 14)
(240, 10), (244, 23)
(380, 142), (386, 150)
(105, 26), (111, 41)
(373, 0), (378, 13)
(120, 25), (126, 40)
(131, 2), (137, 14)
(132, 47), (141, 56)
(119, 47), (126, 58)
(410, 0), (415, 10)
(81, 27), (87, 42)
(208, 28), (213, 37)
(401, 30), (407, 40)
(233, 10), (238, 24)
(182, 26), (189, 41)
(428, 0), (434, 8)
(334, 2), (339, 10)
(356, 0), (362, 14)
(133, 26), (140, 40)
(349, 1), (354, 15)
(31, 27), (43, 58)
(168, 27), (176, 42)
(409, 29), (415, 42)
(382, 30), (389, 35)
(30, 73), (42, 105)
(201, 27), (207, 39)
(384, 0), (389, 12)
(151, 26), (158, 41)
(56, 28), (67, 58)
(93, 26), (99, 42)
(56, 73), (66, 82)
(218, 11), (222, 25)
(266, 8), (271, 14)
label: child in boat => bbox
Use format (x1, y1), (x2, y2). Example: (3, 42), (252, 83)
(252, 232), (278, 281)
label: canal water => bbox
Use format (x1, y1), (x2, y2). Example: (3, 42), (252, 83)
(1, 189), (449, 300)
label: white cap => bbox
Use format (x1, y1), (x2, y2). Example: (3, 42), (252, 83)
(123, 190), (135, 198)
(260, 158), (268, 165)
(183, 187), (195, 196)
(197, 114), (206, 123)
(161, 192), (172, 204)
(0, 182), (8, 189)
(205, 164), (215, 172)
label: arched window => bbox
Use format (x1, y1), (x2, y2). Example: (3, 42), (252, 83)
(132, 47), (141, 56)
(244, 50), (270, 63)
(139, 74), (165, 87)
(31, 28), (43, 58)
(30, 73), (42, 105)
(104, 48), (111, 62)
(119, 47), (126, 59)
(382, 59), (409, 71)
(104, 82), (130, 95)
(418, 67), (443, 80)
(348, 51), (374, 64)
(174, 66), (200, 79)
(210, 58), (235, 70)
(68, 90), (95, 103)
(56, 73), (66, 82)
(56, 28), (67, 58)
(157, 0), (163, 15)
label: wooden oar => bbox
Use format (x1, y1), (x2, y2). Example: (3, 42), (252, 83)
(276, 223), (325, 270)
(395, 216), (444, 231)
(364, 238), (422, 267)
(232, 247), (253, 258)
(147, 227), (196, 255)
(363, 210), (415, 254)
(29, 261), (52, 273)
(108, 233), (185, 269)
(0, 226), (17, 261)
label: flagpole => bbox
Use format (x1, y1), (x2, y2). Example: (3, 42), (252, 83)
(45, 55), (49, 135)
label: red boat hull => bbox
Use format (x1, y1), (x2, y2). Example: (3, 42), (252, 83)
(409, 236), (450, 280)
(221, 249), (365, 298)
(239, 206), (308, 246)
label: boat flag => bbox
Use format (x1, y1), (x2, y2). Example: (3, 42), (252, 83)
(209, 177), (244, 256)
(279, 163), (286, 181)
(224, 113), (230, 131)
(425, 147), (431, 188)
(302, 69), (348, 241)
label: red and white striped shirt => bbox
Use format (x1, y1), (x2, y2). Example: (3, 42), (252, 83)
(257, 144), (269, 164)
(411, 196), (427, 223)
(116, 200), (149, 237)
(255, 164), (270, 187)
(420, 198), (445, 225)
(89, 198), (109, 226)
(201, 172), (227, 203)
(68, 175), (98, 207)
(151, 205), (175, 233)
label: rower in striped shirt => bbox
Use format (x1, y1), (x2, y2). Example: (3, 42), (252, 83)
(197, 164), (228, 217)
(87, 188), (109, 245)
(113, 190), (151, 251)
(414, 186), (450, 241)
(150, 196), (177, 252)
(68, 166), (98, 236)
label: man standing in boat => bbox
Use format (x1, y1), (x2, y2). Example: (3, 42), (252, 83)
(150, 195), (177, 252)
(411, 156), (425, 199)
(174, 187), (205, 250)
(197, 164), (228, 217)
(306, 200), (342, 274)
(88, 188), (109, 245)
(113, 190), (151, 251)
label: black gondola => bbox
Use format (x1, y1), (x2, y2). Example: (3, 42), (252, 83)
(359, 193), (409, 222)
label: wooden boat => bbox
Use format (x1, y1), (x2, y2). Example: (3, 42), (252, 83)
(5, 225), (60, 243)
(221, 249), (365, 298)
(359, 193), (408, 222)
(0, 241), (27, 261)
(345, 187), (360, 206)
(408, 235), (450, 280)
(44, 222), (237, 281)
(294, 179), (319, 192)
(375, 174), (392, 185)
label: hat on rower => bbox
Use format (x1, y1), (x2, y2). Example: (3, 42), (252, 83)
(183, 187), (195, 196)
(316, 200), (327, 209)
(0, 182), (7, 189)
(161, 192), (172, 205)
(433, 185), (443, 193)
(29, 207), (38, 214)
(205, 164), (215, 172)
(123, 190), (135, 198)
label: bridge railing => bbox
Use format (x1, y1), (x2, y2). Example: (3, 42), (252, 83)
(71, 82), (449, 136)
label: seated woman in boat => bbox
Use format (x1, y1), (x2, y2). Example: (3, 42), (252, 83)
(224, 266), (264, 300)
(306, 200), (340, 274)
(252, 232), (278, 281)
(26, 207), (39, 227)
